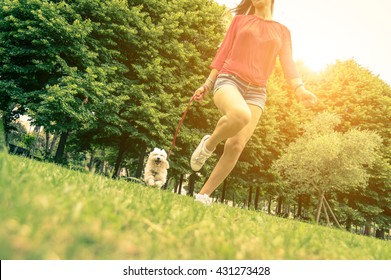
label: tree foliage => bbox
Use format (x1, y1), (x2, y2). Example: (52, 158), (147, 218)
(273, 112), (382, 194)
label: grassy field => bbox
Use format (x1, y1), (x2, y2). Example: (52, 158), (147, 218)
(0, 152), (390, 260)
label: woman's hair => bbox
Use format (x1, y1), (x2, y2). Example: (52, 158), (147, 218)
(232, 0), (274, 16)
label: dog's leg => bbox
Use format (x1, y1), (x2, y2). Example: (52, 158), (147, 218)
(144, 174), (155, 186)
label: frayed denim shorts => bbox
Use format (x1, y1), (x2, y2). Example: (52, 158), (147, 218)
(213, 74), (267, 111)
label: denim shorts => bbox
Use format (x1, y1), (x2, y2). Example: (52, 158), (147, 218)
(213, 74), (267, 111)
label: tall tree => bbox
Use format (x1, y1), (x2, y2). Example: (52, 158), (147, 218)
(314, 60), (391, 233)
(116, 0), (228, 179)
(0, 0), (103, 163)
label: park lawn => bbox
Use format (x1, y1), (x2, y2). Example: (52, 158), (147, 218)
(0, 152), (390, 260)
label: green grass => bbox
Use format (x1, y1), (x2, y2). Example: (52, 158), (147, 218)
(0, 152), (390, 260)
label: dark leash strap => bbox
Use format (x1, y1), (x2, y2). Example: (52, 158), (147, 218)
(167, 93), (197, 160)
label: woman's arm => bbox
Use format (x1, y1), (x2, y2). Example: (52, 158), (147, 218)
(280, 27), (318, 106)
(194, 17), (239, 102)
(210, 16), (239, 72)
(289, 78), (318, 106)
(193, 68), (219, 102)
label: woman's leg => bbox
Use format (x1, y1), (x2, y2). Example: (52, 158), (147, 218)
(191, 85), (253, 172)
(204, 85), (252, 152)
(200, 103), (263, 196)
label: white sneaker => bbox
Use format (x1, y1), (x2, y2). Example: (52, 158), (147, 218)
(194, 193), (213, 205)
(190, 135), (214, 171)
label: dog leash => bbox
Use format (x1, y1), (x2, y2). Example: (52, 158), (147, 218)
(167, 93), (197, 160)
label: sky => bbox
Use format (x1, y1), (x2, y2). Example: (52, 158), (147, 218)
(214, 0), (391, 86)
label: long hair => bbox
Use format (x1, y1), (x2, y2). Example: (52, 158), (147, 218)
(232, 0), (275, 16)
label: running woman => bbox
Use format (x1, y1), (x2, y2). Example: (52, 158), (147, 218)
(191, 0), (318, 204)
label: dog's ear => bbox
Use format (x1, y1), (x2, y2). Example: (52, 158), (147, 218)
(153, 147), (160, 153)
(164, 160), (170, 169)
(161, 149), (167, 159)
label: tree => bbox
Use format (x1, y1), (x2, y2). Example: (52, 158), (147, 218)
(338, 156), (391, 236)
(1, 0), (228, 173)
(314, 59), (391, 234)
(273, 112), (383, 225)
(66, 0), (160, 175)
(118, 0), (227, 179)
(0, 0), (103, 163)
(315, 60), (391, 142)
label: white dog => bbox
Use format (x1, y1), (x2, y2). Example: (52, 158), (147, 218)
(143, 148), (169, 188)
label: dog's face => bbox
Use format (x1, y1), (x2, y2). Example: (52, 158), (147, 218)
(148, 148), (169, 169)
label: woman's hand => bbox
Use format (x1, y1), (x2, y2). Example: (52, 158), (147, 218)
(194, 70), (218, 102)
(193, 85), (209, 102)
(295, 87), (318, 107)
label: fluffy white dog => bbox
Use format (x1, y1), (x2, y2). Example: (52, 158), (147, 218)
(143, 148), (169, 188)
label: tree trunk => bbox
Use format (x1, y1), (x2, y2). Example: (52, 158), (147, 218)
(174, 178), (179, 193)
(48, 133), (59, 157)
(100, 161), (106, 175)
(375, 229), (385, 239)
(364, 225), (371, 236)
(254, 187), (260, 210)
(297, 195), (303, 218)
(30, 126), (41, 157)
(364, 219), (371, 236)
(247, 185), (253, 209)
(276, 196), (283, 216)
(345, 196), (354, 231)
(177, 174), (184, 194)
(323, 197), (341, 228)
(1, 114), (10, 150)
(221, 179), (227, 203)
(45, 131), (50, 154)
(135, 143), (147, 178)
(88, 150), (95, 172)
(267, 197), (272, 214)
(162, 176), (171, 190)
(187, 172), (197, 196)
(315, 190), (324, 224)
(54, 131), (69, 164)
(283, 204), (290, 218)
(322, 200), (330, 226)
(112, 133), (129, 179)
(105, 165), (112, 177)
(0, 118), (6, 151)
(346, 217), (352, 231)
(98, 149), (106, 174)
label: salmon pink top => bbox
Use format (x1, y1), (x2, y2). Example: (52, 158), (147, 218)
(211, 15), (300, 86)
